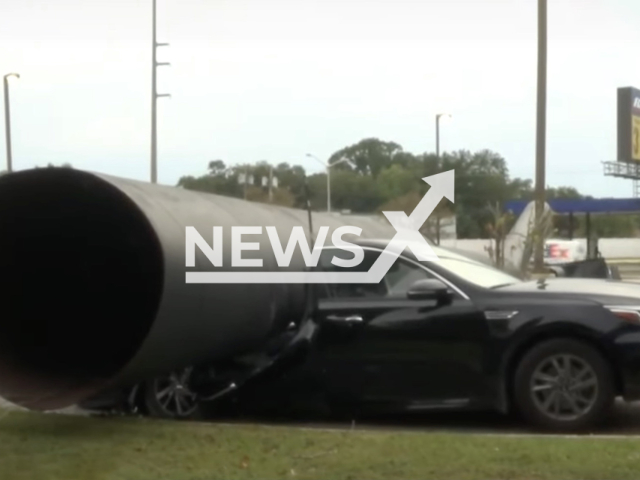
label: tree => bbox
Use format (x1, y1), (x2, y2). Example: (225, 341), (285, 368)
(35, 163), (73, 169)
(542, 186), (639, 238)
(176, 138), (637, 240)
(377, 164), (421, 202)
(208, 159), (226, 175)
(177, 146), (533, 237)
(178, 160), (305, 208)
(327, 138), (403, 178)
(272, 163), (308, 208)
(437, 150), (528, 238)
(178, 161), (239, 197)
(308, 169), (384, 213)
(585, 215), (638, 238)
(378, 191), (422, 215)
(547, 186), (581, 200)
(484, 202), (515, 269)
(519, 208), (555, 276)
(243, 184), (296, 207)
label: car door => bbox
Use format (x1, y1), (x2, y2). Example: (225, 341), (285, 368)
(313, 247), (491, 409)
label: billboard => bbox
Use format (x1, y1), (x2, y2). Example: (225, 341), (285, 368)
(617, 87), (640, 162)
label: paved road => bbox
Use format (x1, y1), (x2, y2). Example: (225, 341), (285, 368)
(616, 263), (640, 281)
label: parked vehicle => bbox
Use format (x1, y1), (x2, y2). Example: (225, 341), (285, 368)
(548, 257), (622, 280)
(82, 241), (640, 432)
(544, 239), (586, 265)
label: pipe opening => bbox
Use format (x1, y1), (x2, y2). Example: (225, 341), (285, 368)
(0, 169), (163, 405)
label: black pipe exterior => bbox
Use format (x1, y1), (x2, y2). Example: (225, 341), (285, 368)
(0, 168), (397, 410)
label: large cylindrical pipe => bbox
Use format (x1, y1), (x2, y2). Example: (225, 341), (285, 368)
(0, 168), (396, 410)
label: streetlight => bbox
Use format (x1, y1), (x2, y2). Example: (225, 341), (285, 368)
(150, 0), (170, 184)
(3, 73), (19, 173)
(434, 113), (452, 246)
(435, 113), (452, 158)
(306, 153), (351, 213)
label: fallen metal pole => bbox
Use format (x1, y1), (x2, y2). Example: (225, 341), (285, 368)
(0, 168), (396, 410)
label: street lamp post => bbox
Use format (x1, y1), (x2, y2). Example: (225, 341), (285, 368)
(150, 0), (170, 184)
(435, 113), (452, 158)
(434, 113), (452, 246)
(3, 73), (19, 173)
(306, 153), (350, 213)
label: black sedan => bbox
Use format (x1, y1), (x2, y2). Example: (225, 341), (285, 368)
(82, 241), (640, 432)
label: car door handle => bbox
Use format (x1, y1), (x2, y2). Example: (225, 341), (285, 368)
(325, 314), (364, 323)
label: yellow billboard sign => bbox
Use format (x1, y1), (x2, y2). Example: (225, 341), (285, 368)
(618, 87), (640, 162)
(633, 115), (640, 161)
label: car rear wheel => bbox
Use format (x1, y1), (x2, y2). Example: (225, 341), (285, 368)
(143, 367), (203, 420)
(513, 338), (615, 432)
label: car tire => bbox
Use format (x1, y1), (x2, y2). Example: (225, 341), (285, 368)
(512, 338), (615, 432)
(142, 367), (204, 420)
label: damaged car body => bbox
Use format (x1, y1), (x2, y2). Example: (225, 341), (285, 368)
(86, 240), (640, 432)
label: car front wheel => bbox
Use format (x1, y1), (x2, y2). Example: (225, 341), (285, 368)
(142, 367), (203, 420)
(513, 338), (615, 432)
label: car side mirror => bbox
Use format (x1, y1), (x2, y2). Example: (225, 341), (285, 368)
(406, 278), (450, 301)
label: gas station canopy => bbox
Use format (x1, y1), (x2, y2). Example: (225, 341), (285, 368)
(504, 198), (640, 216)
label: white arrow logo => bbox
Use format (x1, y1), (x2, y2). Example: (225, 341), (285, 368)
(186, 170), (454, 283)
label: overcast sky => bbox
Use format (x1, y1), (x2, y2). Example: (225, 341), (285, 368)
(1, 0), (639, 197)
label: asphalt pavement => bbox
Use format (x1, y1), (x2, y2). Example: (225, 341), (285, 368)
(612, 262), (640, 282)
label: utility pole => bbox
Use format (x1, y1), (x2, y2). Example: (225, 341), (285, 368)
(434, 113), (451, 245)
(239, 167), (251, 200)
(306, 153), (350, 213)
(533, 0), (547, 273)
(243, 168), (248, 200)
(435, 113), (451, 159)
(436, 116), (440, 158)
(3, 73), (19, 173)
(150, 0), (170, 184)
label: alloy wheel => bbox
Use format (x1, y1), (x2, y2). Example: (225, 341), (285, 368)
(151, 367), (199, 418)
(530, 354), (598, 421)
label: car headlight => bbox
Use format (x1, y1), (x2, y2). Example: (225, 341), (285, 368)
(605, 306), (640, 324)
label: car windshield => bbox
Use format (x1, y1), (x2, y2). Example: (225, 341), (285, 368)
(432, 256), (523, 289)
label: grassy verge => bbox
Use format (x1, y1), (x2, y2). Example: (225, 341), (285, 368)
(2, 409), (640, 480)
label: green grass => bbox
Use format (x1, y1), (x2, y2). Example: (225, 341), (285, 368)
(2, 409), (640, 480)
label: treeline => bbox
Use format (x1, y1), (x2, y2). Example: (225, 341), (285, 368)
(176, 138), (639, 239)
